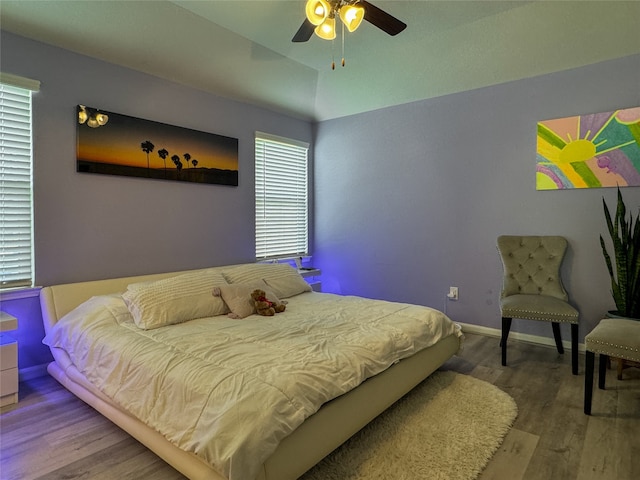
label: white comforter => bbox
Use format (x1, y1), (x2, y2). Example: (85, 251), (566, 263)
(44, 291), (461, 480)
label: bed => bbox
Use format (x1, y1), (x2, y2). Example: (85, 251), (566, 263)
(40, 262), (462, 480)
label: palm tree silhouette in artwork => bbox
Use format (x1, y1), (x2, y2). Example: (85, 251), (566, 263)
(183, 153), (191, 178)
(141, 141), (155, 176)
(171, 154), (183, 178)
(157, 148), (169, 178)
(191, 159), (198, 181)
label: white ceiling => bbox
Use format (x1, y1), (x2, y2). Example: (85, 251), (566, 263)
(1, 1), (639, 121)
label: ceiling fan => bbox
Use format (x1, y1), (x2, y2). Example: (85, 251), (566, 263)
(292, 0), (407, 43)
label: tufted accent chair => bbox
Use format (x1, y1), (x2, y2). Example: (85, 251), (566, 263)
(584, 318), (640, 414)
(497, 235), (579, 374)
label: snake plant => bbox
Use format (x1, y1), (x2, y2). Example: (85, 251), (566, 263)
(600, 187), (640, 319)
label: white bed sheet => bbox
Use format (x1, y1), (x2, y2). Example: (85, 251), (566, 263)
(44, 291), (461, 480)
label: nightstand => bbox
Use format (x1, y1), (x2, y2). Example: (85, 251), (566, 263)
(298, 268), (322, 292)
(1, 311), (18, 407)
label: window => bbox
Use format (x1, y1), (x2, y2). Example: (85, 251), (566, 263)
(255, 132), (309, 260)
(0, 73), (39, 289)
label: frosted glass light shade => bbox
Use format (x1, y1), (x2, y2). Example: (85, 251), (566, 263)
(305, 0), (331, 26)
(314, 16), (336, 40)
(339, 4), (365, 32)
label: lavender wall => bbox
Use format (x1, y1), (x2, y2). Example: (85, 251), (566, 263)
(313, 54), (640, 343)
(1, 32), (313, 286)
(0, 31), (313, 371)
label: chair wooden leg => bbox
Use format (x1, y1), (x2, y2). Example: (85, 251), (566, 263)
(599, 354), (608, 390)
(617, 357), (625, 380)
(501, 317), (512, 366)
(571, 323), (578, 375)
(551, 322), (564, 354)
(584, 351), (594, 415)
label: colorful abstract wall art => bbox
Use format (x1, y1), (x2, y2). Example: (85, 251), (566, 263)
(77, 105), (238, 186)
(536, 106), (640, 190)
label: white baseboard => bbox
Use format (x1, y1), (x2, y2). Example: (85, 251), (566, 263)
(19, 363), (49, 381)
(457, 322), (586, 353)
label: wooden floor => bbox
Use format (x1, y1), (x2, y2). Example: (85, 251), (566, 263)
(1, 332), (638, 480)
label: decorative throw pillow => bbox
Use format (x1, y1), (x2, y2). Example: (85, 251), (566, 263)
(213, 280), (283, 319)
(223, 263), (311, 298)
(122, 269), (229, 330)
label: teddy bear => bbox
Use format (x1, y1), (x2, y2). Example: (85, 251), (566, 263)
(251, 289), (286, 316)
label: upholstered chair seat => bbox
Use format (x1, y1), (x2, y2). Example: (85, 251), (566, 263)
(497, 235), (579, 375)
(584, 318), (640, 414)
(500, 294), (579, 323)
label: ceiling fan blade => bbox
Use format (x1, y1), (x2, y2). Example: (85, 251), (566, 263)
(361, 1), (407, 36)
(292, 19), (315, 42)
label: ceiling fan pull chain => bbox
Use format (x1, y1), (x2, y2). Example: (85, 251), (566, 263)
(331, 36), (336, 70)
(341, 19), (346, 67)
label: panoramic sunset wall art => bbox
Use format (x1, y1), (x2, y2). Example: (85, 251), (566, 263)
(77, 105), (239, 186)
(536, 106), (640, 190)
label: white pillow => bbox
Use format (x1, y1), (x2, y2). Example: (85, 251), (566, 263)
(123, 269), (229, 330)
(223, 263), (311, 298)
(213, 280), (283, 319)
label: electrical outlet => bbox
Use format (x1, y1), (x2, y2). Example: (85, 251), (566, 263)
(447, 286), (459, 301)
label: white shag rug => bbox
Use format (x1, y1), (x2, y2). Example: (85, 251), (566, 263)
(300, 370), (518, 480)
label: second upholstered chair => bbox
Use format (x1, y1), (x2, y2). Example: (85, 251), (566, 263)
(497, 235), (579, 375)
(584, 318), (640, 414)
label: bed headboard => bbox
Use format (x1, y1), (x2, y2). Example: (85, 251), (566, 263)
(39, 265), (243, 336)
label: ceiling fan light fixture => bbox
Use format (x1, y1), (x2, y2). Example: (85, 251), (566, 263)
(86, 116), (99, 128)
(78, 105), (109, 128)
(339, 4), (365, 32)
(95, 112), (109, 126)
(78, 105), (88, 124)
(305, 0), (331, 26)
(314, 16), (336, 40)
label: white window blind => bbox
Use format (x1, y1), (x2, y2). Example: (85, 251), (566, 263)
(255, 133), (309, 260)
(1, 76), (38, 289)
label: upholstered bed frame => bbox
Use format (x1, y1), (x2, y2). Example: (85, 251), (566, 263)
(40, 266), (461, 480)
